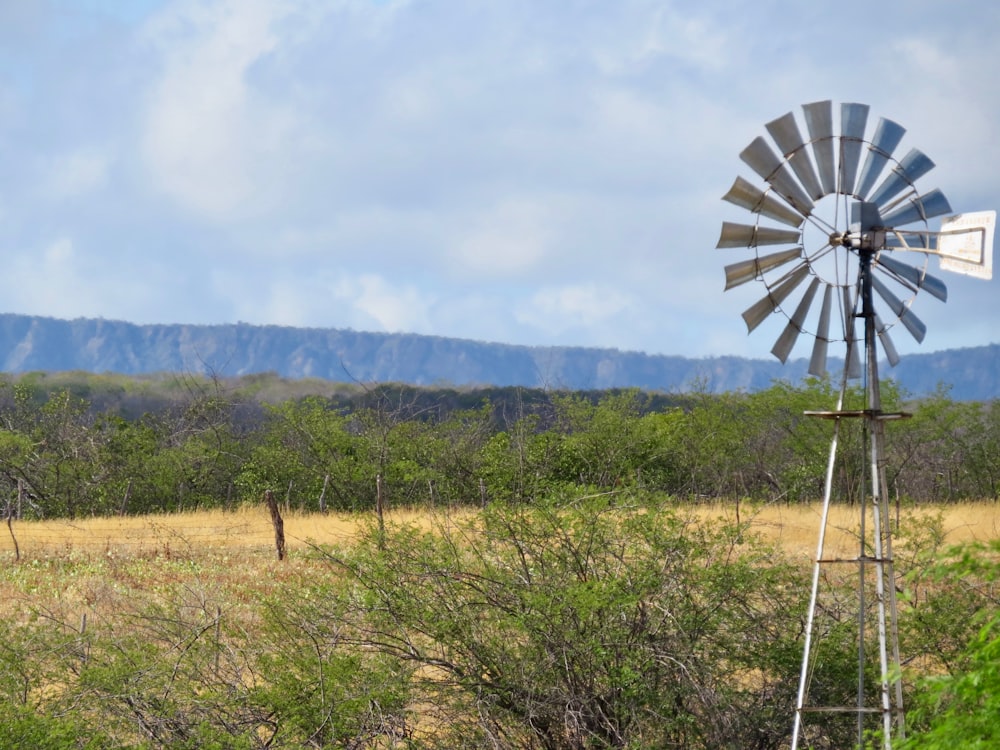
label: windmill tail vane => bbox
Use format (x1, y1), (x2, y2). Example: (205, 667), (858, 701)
(714, 100), (995, 750)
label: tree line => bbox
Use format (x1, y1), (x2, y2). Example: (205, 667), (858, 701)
(2, 371), (999, 748)
(1, 371), (999, 519)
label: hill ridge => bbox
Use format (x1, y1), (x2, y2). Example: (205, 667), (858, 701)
(0, 313), (995, 399)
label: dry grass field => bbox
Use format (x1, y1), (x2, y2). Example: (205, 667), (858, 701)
(2, 505), (399, 558)
(7, 502), (1000, 560)
(2, 500), (998, 628)
(4, 501), (999, 562)
(712, 500), (1000, 560)
(1, 500), (997, 747)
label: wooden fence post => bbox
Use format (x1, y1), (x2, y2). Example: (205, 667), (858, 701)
(119, 479), (133, 517)
(5, 492), (19, 562)
(264, 490), (286, 561)
(375, 473), (385, 549)
(78, 613), (89, 664)
(214, 605), (222, 677)
(319, 474), (330, 514)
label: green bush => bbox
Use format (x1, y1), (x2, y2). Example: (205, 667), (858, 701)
(326, 491), (809, 749)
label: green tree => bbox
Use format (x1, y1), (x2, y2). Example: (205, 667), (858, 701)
(399, 404), (494, 505)
(238, 396), (367, 510)
(897, 539), (1000, 749)
(328, 491), (807, 749)
(90, 413), (165, 515)
(550, 390), (663, 490)
(671, 388), (754, 499)
(888, 384), (977, 503)
(901, 619), (1000, 749)
(148, 375), (252, 511)
(0, 613), (111, 748)
(960, 399), (1000, 501)
(477, 412), (563, 503)
(252, 583), (414, 746)
(19, 389), (101, 517)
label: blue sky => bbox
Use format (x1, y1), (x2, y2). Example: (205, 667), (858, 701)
(0, 0), (997, 364)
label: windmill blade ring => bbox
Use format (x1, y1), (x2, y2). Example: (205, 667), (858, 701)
(712, 99), (966, 374)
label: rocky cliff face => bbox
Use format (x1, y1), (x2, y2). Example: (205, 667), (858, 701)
(0, 313), (994, 398)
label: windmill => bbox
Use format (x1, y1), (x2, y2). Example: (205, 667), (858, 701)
(715, 100), (995, 749)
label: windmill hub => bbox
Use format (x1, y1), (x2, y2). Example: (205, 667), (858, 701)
(840, 229), (886, 252)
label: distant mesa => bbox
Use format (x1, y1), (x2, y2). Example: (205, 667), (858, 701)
(0, 313), (995, 400)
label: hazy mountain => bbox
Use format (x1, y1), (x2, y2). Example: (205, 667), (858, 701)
(0, 313), (995, 399)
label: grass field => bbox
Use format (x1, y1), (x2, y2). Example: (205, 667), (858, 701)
(5, 499), (995, 634)
(718, 500), (1000, 559)
(2, 499), (996, 649)
(1, 500), (997, 747)
(4, 501), (999, 561)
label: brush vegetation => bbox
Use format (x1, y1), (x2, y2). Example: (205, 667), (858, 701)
(2, 372), (1000, 520)
(2, 373), (1000, 747)
(2, 500), (999, 749)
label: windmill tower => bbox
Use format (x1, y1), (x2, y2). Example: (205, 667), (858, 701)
(715, 100), (995, 749)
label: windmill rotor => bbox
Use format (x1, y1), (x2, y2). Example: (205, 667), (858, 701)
(716, 99), (992, 374)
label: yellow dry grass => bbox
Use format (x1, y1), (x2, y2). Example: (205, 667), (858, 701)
(0, 506), (469, 631)
(2, 501), (998, 659)
(4, 501), (998, 563)
(692, 500), (1000, 561)
(0, 505), (451, 558)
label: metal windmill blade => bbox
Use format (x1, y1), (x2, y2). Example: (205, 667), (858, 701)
(869, 148), (936, 207)
(808, 283), (833, 376)
(803, 100), (836, 195)
(838, 102), (869, 196)
(724, 247), (802, 290)
(772, 276), (821, 363)
(722, 176), (805, 227)
(716, 222), (801, 248)
(876, 254), (947, 302)
(872, 274), (927, 342)
(856, 117), (906, 199)
(740, 264), (810, 333)
(740, 137), (815, 216)
(767, 111), (824, 200)
(879, 188), (952, 226)
(874, 313), (901, 367)
(842, 283), (862, 379)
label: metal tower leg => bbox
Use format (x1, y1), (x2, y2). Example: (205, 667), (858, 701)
(790, 381), (847, 750)
(791, 256), (906, 749)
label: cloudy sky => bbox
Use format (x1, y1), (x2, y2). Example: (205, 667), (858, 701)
(0, 0), (997, 364)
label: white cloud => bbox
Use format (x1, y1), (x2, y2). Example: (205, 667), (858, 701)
(215, 273), (317, 329)
(588, 4), (728, 75)
(335, 274), (435, 333)
(6, 238), (89, 318)
(450, 199), (556, 276)
(139, 0), (301, 220)
(516, 283), (634, 335)
(214, 269), (436, 335)
(0, 236), (178, 325)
